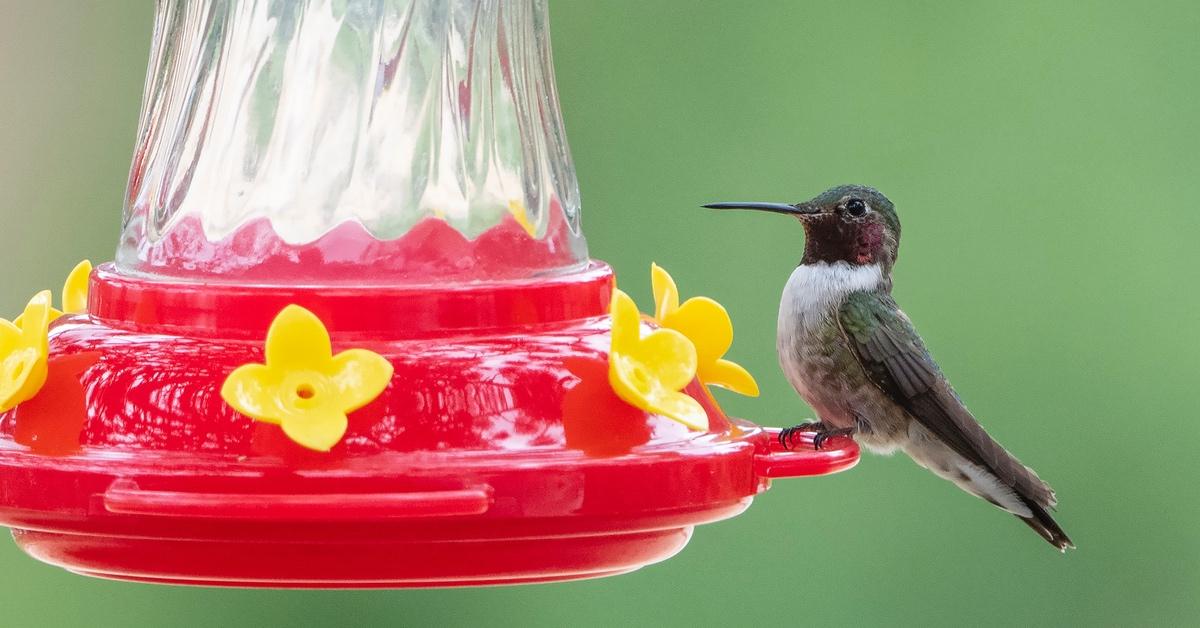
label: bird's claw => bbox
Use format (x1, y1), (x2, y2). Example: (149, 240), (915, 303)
(778, 423), (853, 450)
(778, 422), (825, 450)
(812, 427), (855, 451)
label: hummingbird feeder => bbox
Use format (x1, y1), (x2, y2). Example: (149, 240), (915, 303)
(0, 0), (858, 587)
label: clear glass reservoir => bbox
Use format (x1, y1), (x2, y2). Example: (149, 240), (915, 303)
(118, 0), (587, 283)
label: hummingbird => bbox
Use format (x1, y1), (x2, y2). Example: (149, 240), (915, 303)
(705, 185), (1073, 551)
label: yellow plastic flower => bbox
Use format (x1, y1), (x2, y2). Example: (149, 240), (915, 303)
(12, 260), (91, 327)
(651, 263), (759, 397)
(0, 291), (54, 413)
(221, 305), (394, 452)
(608, 288), (708, 431)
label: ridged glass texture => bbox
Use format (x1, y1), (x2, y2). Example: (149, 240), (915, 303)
(118, 0), (586, 282)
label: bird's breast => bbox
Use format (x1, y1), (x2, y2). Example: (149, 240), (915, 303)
(776, 261), (884, 345)
(776, 261), (885, 409)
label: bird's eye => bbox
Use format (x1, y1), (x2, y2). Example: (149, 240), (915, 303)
(844, 198), (868, 217)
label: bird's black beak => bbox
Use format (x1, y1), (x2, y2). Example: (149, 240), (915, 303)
(702, 201), (819, 216)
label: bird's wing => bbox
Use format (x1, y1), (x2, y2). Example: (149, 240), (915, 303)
(836, 290), (1055, 508)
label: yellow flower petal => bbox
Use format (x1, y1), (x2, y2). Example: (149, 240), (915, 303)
(610, 289), (641, 351)
(19, 291), (53, 348)
(264, 305), (333, 370)
(632, 328), (697, 392)
(62, 260), (92, 314)
(650, 263), (679, 320)
(609, 353), (708, 430)
(0, 319), (19, 355)
(0, 292), (54, 412)
(220, 363), (283, 424)
(329, 349), (394, 411)
(700, 358), (760, 398)
(12, 308), (64, 330)
(609, 354), (651, 399)
(648, 390), (708, 431)
(0, 347), (48, 413)
(662, 296), (733, 367)
(279, 407), (349, 453)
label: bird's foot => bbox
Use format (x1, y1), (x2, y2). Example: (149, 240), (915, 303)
(812, 427), (855, 451)
(778, 422), (825, 449)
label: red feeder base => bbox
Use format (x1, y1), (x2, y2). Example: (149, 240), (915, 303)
(0, 263), (857, 588)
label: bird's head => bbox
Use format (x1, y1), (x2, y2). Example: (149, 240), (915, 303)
(705, 184), (901, 271)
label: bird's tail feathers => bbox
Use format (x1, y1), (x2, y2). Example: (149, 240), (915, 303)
(958, 458), (1073, 551)
(912, 443), (1073, 552)
(1017, 498), (1074, 552)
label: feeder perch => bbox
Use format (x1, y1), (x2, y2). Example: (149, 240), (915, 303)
(0, 0), (858, 588)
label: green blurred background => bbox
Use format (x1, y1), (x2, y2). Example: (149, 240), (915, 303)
(1, 1), (1198, 626)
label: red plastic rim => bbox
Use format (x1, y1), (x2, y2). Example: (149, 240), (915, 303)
(88, 261), (613, 337)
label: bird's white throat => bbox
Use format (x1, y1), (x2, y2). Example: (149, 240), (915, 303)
(779, 262), (884, 330)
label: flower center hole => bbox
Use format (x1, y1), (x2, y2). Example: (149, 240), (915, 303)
(296, 383), (316, 400)
(4, 358), (29, 381)
(630, 365), (651, 389)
